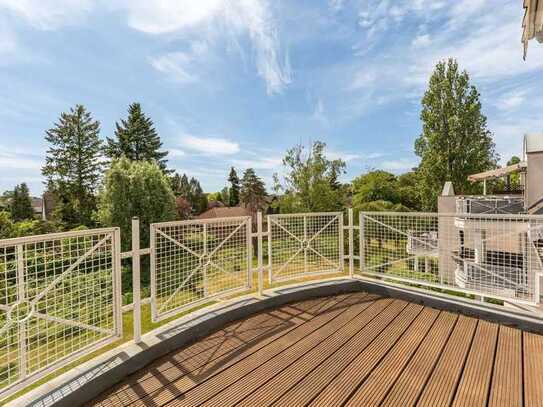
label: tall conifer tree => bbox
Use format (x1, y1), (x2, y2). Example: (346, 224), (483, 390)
(42, 105), (103, 226)
(106, 103), (169, 171)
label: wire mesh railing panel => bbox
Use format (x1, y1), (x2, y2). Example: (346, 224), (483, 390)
(360, 212), (543, 305)
(0, 228), (121, 396)
(151, 217), (251, 322)
(268, 213), (344, 282)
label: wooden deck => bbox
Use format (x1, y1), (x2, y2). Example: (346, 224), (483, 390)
(89, 291), (543, 406)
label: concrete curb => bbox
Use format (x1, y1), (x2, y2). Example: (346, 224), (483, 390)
(8, 278), (543, 407)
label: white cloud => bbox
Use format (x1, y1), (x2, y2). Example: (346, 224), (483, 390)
(149, 42), (209, 84)
(0, 0), (94, 30)
(0, 146), (42, 170)
(495, 90), (526, 111)
(121, 0), (290, 95)
(168, 148), (186, 158)
(381, 158), (417, 171)
(232, 157), (282, 170)
(0, 18), (17, 57)
(181, 134), (240, 155)
(411, 34), (431, 48)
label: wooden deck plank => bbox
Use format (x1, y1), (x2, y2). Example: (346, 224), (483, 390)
(132, 293), (367, 406)
(416, 315), (478, 407)
(165, 293), (382, 407)
(380, 311), (457, 407)
(271, 299), (411, 407)
(88, 293), (541, 407)
(308, 302), (424, 407)
(452, 320), (498, 407)
(344, 307), (440, 406)
(524, 331), (543, 407)
(200, 294), (385, 407)
(89, 294), (347, 407)
(488, 325), (523, 407)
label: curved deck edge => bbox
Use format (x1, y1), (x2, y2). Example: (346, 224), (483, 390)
(9, 277), (543, 407)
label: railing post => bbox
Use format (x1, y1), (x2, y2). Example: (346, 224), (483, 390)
(257, 212), (264, 296)
(359, 212), (365, 273)
(16, 244), (27, 380)
(132, 217), (142, 344)
(348, 208), (354, 278)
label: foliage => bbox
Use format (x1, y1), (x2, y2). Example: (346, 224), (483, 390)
(189, 178), (208, 215)
(10, 183), (34, 221)
(105, 102), (169, 172)
(275, 141), (347, 213)
(171, 172), (191, 197)
(240, 168), (267, 213)
(220, 187), (230, 205)
(354, 200), (411, 213)
(175, 196), (192, 220)
(42, 104), (104, 227)
(352, 171), (399, 206)
(415, 58), (498, 210)
(97, 158), (176, 250)
(0, 211), (13, 238)
(228, 167), (240, 207)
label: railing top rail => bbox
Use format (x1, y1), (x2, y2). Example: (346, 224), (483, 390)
(0, 227), (119, 248)
(151, 216), (251, 228)
(268, 211), (342, 218)
(360, 211), (543, 220)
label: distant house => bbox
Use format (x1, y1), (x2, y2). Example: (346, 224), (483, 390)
(197, 206), (252, 220)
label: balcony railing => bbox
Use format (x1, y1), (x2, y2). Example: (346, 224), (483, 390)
(455, 260), (528, 295)
(456, 196), (525, 215)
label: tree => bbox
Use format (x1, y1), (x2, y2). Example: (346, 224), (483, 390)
(175, 196), (192, 220)
(42, 104), (104, 227)
(105, 103), (169, 171)
(0, 211), (13, 239)
(10, 183), (34, 221)
(276, 141), (347, 212)
(352, 171), (398, 207)
(415, 58), (498, 210)
(228, 167), (240, 206)
(220, 187), (230, 205)
(171, 172), (191, 197)
(97, 158), (176, 250)
(396, 171), (423, 211)
(240, 168), (267, 213)
(189, 178), (208, 215)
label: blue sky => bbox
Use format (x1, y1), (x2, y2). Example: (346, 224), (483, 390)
(1, 0), (542, 195)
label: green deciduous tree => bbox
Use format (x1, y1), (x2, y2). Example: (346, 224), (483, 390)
(42, 104), (104, 227)
(10, 183), (34, 221)
(240, 168), (267, 213)
(415, 58), (498, 210)
(352, 171), (398, 207)
(276, 141), (347, 212)
(228, 167), (240, 207)
(97, 158), (176, 250)
(105, 103), (169, 171)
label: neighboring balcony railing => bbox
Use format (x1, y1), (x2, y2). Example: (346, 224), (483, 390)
(406, 231), (438, 256)
(456, 196), (525, 215)
(455, 260), (528, 295)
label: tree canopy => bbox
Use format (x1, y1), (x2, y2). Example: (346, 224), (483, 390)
(240, 168), (267, 213)
(10, 183), (34, 221)
(228, 167), (240, 207)
(42, 104), (103, 227)
(275, 141), (347, 212)
(415, 58), (498, 209)
(97, 158), (176, 249)
(105, 102), (169, 171)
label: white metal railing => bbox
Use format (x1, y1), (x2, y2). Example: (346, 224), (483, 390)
(150, 217), (252, 322)
(267, 212), (344, 283)
(5, 209), (543, 402)
(0, 228), (122, 398)
(360, 211), (543, 305)
(456, 196), (525, 215)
